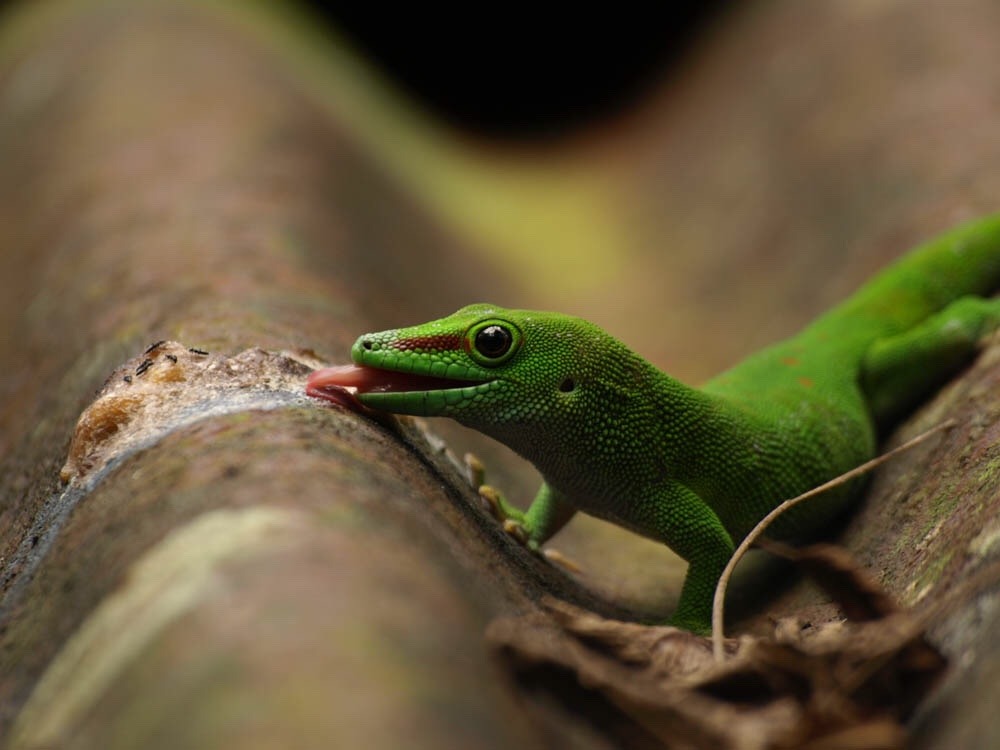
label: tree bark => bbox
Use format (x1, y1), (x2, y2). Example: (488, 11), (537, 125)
(2, 1), (1000, 748)
(0, 3), (601, 748)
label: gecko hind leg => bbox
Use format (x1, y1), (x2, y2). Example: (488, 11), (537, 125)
(861, 295), (1000, 426)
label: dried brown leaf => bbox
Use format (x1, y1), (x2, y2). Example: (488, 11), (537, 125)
(760, 542), (898, 621)
(488, 546), (946, 750)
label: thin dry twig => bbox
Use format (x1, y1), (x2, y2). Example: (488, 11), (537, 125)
(711, 418), (957, 660)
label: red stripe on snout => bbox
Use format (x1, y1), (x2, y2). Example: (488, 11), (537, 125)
(394, 334), (463, 352)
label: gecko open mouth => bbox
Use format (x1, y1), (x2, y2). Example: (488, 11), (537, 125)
(306, 365), (488, 408)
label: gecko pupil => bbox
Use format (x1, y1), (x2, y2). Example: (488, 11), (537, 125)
(475, 325), (512, 358)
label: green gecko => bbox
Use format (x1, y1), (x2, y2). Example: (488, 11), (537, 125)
(307, 215), (1000, 633)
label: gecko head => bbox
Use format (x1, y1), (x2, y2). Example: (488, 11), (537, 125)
(306, 304), (640, 438)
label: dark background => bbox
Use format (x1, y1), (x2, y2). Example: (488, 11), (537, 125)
(0, 1), (732, 137)
(314, 4), (733, 138)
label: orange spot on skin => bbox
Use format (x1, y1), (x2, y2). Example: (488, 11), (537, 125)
(798, 377), (814, 388)
(781, 356), (800, 366)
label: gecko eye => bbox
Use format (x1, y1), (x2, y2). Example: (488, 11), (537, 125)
(467, 320), (521, 366)
(474, 325), (512, 359)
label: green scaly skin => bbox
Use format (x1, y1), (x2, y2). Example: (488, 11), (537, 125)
(319, 215), (1000, 633)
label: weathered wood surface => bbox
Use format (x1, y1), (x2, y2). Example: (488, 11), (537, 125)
(1, 1), (999, 748)
(0, 3), (595, 748)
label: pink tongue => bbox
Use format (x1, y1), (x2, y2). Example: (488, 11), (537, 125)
(309, 365), (365, 389)
(305, 365), (371, 411)
(308, 365), (398, 414)
(307, 365), (388, 395)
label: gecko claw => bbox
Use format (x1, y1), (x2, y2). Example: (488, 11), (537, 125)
(464, 452), (486, 489)
(477, 478), (536, 550)
(543, 548), (584, 574)
(479, 485), (504, 519)
(502, 519), (530, 545)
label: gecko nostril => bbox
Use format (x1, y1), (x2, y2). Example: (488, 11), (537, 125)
(362, 339), (373, 351)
